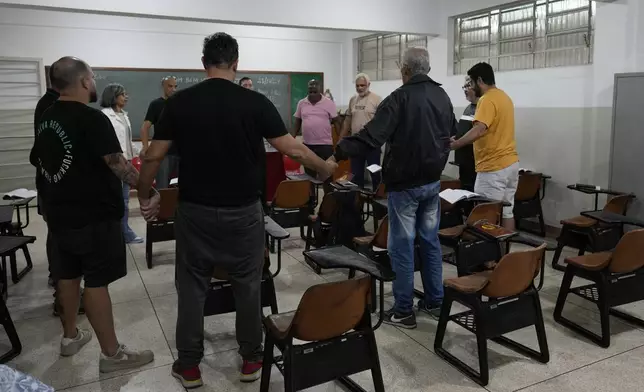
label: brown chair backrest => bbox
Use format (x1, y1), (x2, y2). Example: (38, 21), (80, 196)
(273, 180), (311, 209)
(440, 180), (462, 211)
(291, 276), (371, 342)
(515, 172), (542, 201)
(441, 179), (461, 191)
(603, 194), (632, 214)
(465, 202), (502, 226)
(608, 229), (644, 273)
(158, 188), (179, 220)
(482, 244), (546, 298)
(372, 215), (389, 249)
(374, 183), (387, 199)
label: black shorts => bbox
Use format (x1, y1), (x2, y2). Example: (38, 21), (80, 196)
(49, 220), (127, 288)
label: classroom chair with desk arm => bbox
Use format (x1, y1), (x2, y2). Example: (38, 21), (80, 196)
(260, 245), (395, 392)
(0, 235), (35, 364)
(438, 202), (508, 276)
(434, 244), (550, 386)
(551, 191), (634, 271)
(0, 200), (35, 284)
(554, 223), (644, 348)
(267, 179), (311, 250)
(513, 171), (546, 237)
(204, 216), (289, 318)
(145, 188), (179, 269)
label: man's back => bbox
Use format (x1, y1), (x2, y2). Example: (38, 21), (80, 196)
(30, 101), (124, 228)
(473, 88), (518, 172)
(383, 75), (454, 190)
(153, 78), (287, 207)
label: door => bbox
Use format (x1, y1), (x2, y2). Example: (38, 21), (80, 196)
(610, 73), (644, 223)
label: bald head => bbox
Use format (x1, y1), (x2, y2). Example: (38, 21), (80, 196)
(50, 56), (97, 103)
(50, 57), (91, 91)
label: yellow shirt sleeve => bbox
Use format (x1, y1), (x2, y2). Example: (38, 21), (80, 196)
(474, 96), (496, 129)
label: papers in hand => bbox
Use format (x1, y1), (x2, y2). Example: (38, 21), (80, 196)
(2, 188), (37, 200)
(367, 164), (382, 173)
(439, 189), (479, 204)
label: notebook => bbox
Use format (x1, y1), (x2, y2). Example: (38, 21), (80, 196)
(439, 189), (479, 204)
(2, 188), (37, 200)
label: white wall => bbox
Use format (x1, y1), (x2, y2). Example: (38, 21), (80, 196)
(0, 7), (352, 103)
(346, 0), (644, 225)
(0, 0), (442, 35)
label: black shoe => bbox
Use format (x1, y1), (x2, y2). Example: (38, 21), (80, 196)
(53, 289), (86, 317)
(417, 300), (442, 320)
(383, 310), (417, 329)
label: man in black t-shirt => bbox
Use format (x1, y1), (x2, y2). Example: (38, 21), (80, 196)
(140, 76), (178, 189)
(454, 77), (479, 191)
(137, 33), (337, 389)
(34, 72), (88, 316)
(30, 56), (155, 373)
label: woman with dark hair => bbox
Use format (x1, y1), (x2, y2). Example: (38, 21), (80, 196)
(100, 83), (143, 244)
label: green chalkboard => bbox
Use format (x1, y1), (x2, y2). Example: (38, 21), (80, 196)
(45, 67), (323, 139)
(290, 73), (325, 120)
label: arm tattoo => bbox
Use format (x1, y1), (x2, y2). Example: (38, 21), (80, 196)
(103, 153), (139, 187)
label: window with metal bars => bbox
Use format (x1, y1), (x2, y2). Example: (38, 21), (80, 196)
(357, 34), (428, 81)
(453, 0), (595, 75)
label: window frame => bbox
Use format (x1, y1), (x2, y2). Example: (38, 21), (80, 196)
(357, 33), (428, 81)
(453, 0), (595, 75)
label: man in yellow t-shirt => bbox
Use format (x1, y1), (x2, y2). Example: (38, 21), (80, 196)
(450, 63), (519, 230)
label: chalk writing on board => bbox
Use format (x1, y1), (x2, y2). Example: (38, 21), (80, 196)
(256, 76), (281, 86)
(95, 74), (107, 81)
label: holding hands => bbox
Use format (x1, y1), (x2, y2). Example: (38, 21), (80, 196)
(139, 188), (161, 222)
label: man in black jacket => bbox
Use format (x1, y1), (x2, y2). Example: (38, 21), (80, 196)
(330, 47), (456, 328)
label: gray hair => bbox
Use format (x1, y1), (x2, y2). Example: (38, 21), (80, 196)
(402, 46), (431, 76)
(355, 73), (370, 84)
(100, 83), (126, 108)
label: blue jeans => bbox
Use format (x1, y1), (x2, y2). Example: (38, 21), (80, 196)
(122, 183), (138, 242)
(388, 181), (443, 314)
(350, 149), (381, 190)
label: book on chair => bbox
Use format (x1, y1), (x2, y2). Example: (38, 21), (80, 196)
(439, 189), (479, 204)
(469, 220), (517, 241)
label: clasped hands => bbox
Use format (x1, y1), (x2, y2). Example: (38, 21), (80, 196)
(139, 188), (161, 222)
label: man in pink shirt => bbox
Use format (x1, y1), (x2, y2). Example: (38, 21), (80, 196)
(292, 80), (340, 184)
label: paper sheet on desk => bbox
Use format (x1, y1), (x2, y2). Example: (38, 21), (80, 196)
(367, 164), (382, 173)
(439, 189), (479, 204)
(3, 188), (37, 200)
(169, 178), (178, 186)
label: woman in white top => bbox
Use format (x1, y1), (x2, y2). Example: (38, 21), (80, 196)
(100, 83), (143, 244)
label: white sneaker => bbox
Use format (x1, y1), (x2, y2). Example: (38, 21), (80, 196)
(99, 344), (154, 373)
(60, 328), (92, 357)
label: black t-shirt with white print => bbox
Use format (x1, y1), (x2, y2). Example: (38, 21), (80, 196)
(30, 101), (124, 229)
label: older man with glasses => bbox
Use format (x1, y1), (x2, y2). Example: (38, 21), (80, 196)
(454, 77), (479, 191)
(340, 73), (382, 190)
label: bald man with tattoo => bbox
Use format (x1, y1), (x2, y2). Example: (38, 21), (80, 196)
(30, 56), (156, 373)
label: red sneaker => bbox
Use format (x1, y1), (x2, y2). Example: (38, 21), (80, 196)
(171, 364), (203, 389)
(240, 360), (262, 382)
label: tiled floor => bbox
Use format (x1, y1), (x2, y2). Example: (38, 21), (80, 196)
(2, 211), (643, 391)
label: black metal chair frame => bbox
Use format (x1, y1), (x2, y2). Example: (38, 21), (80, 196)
(514, 187), (546, 237)
(264, 245), (394, 392)
(551, 213), (625, 272)
(0, 291), (20, 363)
(553, 264), (644, 348)
(0, 202), (35, 284)
(434, 284), (549, 386)
(261, 303), (384, 392)
(0, 236), (36, 298)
